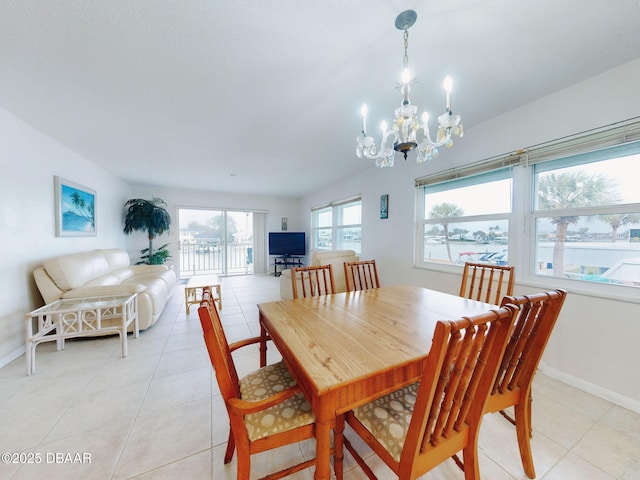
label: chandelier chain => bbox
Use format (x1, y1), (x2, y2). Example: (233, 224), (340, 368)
(403, 29), (409, 68)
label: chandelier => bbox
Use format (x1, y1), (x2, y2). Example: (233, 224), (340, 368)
(356, 10), (463, 168)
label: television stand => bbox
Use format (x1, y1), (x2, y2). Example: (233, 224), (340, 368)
(273, 256), (303, 277)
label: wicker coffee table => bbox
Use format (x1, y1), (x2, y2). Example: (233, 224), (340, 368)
(184, 274), (222, 314)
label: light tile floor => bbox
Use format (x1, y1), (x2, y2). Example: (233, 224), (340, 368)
(1, 275), (638, 479)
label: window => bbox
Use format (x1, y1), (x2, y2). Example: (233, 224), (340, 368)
(312, 197), (362, 254)
(416, 169), (512, 267)
(533, 143), (640, 287)
(414, 119), (640, 295)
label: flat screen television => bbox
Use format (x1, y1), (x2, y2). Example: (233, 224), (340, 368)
(269, 232), (306, 256)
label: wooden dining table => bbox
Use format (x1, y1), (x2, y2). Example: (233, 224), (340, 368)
(257, 284), (496, 480)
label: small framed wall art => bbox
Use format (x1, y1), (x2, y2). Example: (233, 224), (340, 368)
(380, 194), (389, 219)
(55, 176), (97, 237)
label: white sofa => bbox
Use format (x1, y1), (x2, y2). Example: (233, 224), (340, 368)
(279, 249), (359, 299)
(33, 248), (177, 330)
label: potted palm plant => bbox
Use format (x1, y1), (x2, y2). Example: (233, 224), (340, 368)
(123, 198), (172, 265)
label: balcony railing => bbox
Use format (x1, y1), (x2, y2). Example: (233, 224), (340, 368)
(178, 241), (253, 277)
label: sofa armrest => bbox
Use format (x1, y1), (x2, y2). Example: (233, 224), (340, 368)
(33, 266), (65, 304)
(279, 269), (294, 299)
(309, 250), (359, 293)
(61, 284), (146, 299)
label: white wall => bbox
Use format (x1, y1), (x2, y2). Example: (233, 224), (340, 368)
(299, 59), (640, 410)
(0, 108), (131, 366)
(127, 185), (302, 275)
(0, 108), (303, 368)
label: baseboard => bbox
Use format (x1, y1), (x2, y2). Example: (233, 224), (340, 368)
(0, 345), (25, 369)
(540, 362), (640, 414)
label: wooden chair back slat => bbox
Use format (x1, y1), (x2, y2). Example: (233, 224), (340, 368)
(435, 321), (479, 442)
(495, 301), (539, 393)
(418, 310), (513, 454)
(344, 260), (381, 292)
(291, 264), (336, 299)
(406, 306), (518, 469)
(478, 289), (566, 479)
(452, 322), (489, 433)
(422, 327), (461, 443)
(198, 289), (241, 401)
(459, 262), (515, 305)
(494, 289), (567, 397)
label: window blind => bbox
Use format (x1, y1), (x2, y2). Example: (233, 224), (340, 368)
(311, 195), (362, 212)
(415, 115), (640, 188)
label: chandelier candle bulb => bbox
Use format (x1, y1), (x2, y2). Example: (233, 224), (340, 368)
(444, 76), (453, 111)
(402, 68), (411, 103)
(361, 104), (368, 134)
(402, 68), (411, 84)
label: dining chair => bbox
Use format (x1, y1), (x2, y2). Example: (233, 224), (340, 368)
(344, 259), (380, 291)
(484, 289), (567, 479)
(459, 261), (515, 305)
(197, 287), (317, 480)
(334, 304), (519, 480)
(290, 264), (336, 299)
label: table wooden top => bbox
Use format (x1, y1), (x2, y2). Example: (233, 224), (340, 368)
(258, 284), (495, 395)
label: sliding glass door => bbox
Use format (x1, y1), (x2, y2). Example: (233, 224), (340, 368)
(178, 208), (254, 277)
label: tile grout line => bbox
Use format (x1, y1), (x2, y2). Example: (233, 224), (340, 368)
(109, 289), (180, 479)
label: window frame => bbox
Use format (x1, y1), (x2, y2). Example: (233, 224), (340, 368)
(413, 119), (640, 302)
(311, 196), (362, 254)
(415, 169), (514, 270)
(530, 143), (640, 290)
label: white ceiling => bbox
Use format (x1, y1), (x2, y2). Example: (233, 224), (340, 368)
(2, 0), (640, 197)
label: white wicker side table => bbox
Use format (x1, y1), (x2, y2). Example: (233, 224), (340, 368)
(25, 293), (138, 375)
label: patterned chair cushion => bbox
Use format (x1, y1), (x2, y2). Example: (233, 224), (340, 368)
(240, 361), (315, 441)
(352, 382), (420, 462)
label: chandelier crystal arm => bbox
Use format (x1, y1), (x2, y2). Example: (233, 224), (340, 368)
(355, 9), (464, 168)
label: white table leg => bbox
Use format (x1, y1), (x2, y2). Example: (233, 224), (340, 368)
(133, 295), (139, 338)
(26, 341), (33, 376)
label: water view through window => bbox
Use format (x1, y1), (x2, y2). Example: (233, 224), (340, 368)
(422, 174), (512, 265)
(534, 151), (640, 287)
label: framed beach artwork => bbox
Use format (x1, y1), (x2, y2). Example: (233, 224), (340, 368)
(55, 176), (97, 237)
(380, 194), (389, 219)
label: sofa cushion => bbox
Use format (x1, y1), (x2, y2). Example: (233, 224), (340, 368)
(62, 284), (146, 299)
(123, 276), (169, 314)
(110, 267), (136, 283)
(130, 268), (176, 290)
(85, 273), (125, 287)
(101, 248), (131, 270)
(43, 250), (111, 290)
